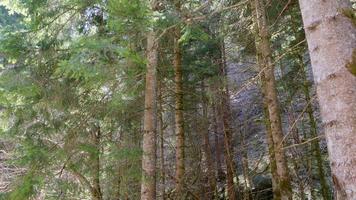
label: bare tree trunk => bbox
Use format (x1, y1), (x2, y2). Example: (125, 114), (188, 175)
(141, 2), (158, 197)
(212, 101), (224, 181)
(298, 0), (356, 199)
(201, 81), (217, 199)
(262, 99), (281, 200)
(299, 57), (331, 200)
(251, 0), (293, 199)
(249, 2), (282, 199)
(241, 117), (252, 200)
(174, 1), (185, 197)
(158, 75), (165, 200)
(260, 74), (282, 200)
(91, 126), (102, 200)
(218, 40), (237, 200)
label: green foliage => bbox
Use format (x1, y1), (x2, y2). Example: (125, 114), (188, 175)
(179, 25), (211, 44)
(0, 0), (336, 199)
(346, 49), (356, 76)
(9, 171), (43, 200)
(341, 8), (356, 27)
(0, 0), (147, 198)
(108, 0), (149, 33)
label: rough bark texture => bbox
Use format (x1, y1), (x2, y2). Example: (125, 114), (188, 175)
(140, 23), (158, 200)
(301, 62), (331, 200)
(298, 0), (356, 199)
(219, 40), (237, 200)
(260, 45), (281, 200)
(250, 1), (282, 199)
(263, 105), (281, 200)
(158, 77), (166, 200)
(174, 2), (185, 195)
(251, 0), (293, 199)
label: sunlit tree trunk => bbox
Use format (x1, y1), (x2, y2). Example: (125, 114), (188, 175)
(174, 1), (185, 197)
(140, 1), (158, 198)
(298, 0), (356, 199)
(298, 55), (331, 200)
(250, 2), (281, 199)
(251, 0), (293, 199)
(289, 7), (332, 196)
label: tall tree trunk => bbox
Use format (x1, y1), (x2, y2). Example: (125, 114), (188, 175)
(298, 0), (356, 199)
(251, 0), (293, 199)
(299, 56), (331, 200)
(201, 81), (217, 199)
(212, 100), (225, 183)
(158, 73), (166, 200)
(289, 7), (332, 196)
(174, 1), (185, 197)
(250, 2), (281, 199)
(241, 116), (252, 200)
(218, 39), (237, 200)
(91, 126), (102, 200)
(262, 95), (281, 200)
(141, 1), (158, 197)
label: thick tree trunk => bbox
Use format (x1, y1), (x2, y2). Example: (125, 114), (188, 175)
(299, 57), (331, 200)
(298, 0), (356, 199)
(140, 8), (158, 198)
(174, 1), (185, 196)
(251, 0), (293, 199)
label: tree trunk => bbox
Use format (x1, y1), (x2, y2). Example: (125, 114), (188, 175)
(140, 3), (158, 197)
(218, 39), (237, 200)
(201, 81), (217, 199)
(158, 73), (166, 200)
(174, 1), (185, 197)
(298, 0), (356, 199)
(251, 0), (293, 199)
(241, 117), (252, 200)
(91, 126), (102, 200)
(299, 57), (331, 200)
(212, 101), (224, 181)
(258, 70), (282, 200)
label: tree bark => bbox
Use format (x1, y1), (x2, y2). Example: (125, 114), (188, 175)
(218, 39), (237, 200)
(298, 0), (356, 199)
(141, 1), (158, 197)
(201, 81), (216, 199)
(251, 0), (293, 199)
(241, 117), (252, 200)
(158, 73), (166, 200)
(91, 126), (102, 200)
(299, 56), (331, 200)
(212, 100), (224, 181)
(261, 70), (281, 200)
(174, 1), (185, 197)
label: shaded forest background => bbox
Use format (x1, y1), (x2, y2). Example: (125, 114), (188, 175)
(0, 0), (355, 200)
